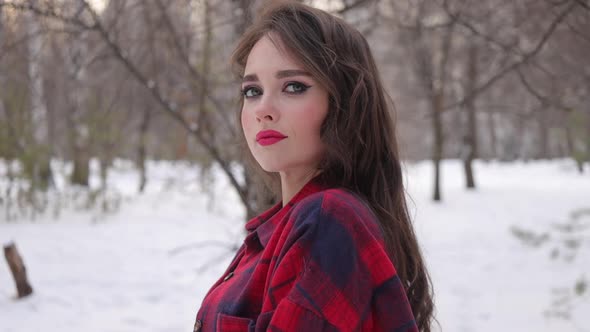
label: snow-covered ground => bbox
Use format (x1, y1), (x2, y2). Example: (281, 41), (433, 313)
(0, 159), (588, 332)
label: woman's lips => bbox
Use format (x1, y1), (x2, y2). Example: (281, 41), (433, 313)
(256, 130), (287, 146)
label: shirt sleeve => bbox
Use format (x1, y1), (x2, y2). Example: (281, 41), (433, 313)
(261, 190), (418, 332)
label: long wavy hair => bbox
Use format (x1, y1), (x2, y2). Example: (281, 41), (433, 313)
(231, 1), (434, 330)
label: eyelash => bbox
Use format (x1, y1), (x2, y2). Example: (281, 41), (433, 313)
(241, 82), (311, 99)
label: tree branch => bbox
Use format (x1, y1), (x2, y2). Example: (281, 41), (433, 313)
(336, 0), (374, 14)
(565, 20), (590, 44)
(152, 0), (236, 135)
(444, 1), (577, 110)
(442, 4), (520, 56)
(574, 0), (590, 10)
(1, 0), (252, 214)
(76, 0), (249, 209)
(516, 67), (569, 110)
(0, 1), (95, 29)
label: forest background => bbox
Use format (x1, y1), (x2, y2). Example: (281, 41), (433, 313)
(0, 0), (588, 217)
(0, 0), (589, 331)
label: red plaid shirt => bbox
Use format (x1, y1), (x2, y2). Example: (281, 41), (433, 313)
(194, 179), (417, 331)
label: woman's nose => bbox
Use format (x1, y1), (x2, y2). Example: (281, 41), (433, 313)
(254, 97), (279, 123)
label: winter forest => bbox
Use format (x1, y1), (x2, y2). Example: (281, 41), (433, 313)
(0, 0), (589, 331)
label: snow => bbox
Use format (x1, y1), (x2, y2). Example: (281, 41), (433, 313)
(1, 159), (589, 332)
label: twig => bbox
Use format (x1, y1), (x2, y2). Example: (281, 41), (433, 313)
(442, 4), (519, 56)
(515, 67), (569, 110)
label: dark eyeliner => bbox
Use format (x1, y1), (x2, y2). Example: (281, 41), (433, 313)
(284, 81), (311, 94)
(241, 85), (261, 98)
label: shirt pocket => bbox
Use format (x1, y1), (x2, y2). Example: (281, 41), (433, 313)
(253, 310), (274, 331)
(216, 313), (255, 332)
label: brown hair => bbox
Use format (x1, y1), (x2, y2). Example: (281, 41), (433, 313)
(231, 1), (434, 330)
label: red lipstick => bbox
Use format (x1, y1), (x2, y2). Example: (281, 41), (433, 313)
(256, 130), (287, 146)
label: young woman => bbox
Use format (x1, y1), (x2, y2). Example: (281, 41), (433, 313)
(194, 2), (434, 331)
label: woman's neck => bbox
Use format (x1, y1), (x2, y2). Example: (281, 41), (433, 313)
(279, 168), (321, 206)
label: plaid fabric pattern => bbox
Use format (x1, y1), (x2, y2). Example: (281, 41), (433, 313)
(194, 179), (417, 331)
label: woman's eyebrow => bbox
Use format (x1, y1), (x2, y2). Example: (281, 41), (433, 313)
(275, 69), (311, 79)
(242, 74), (258, 83)
(242, 69), (311, 83)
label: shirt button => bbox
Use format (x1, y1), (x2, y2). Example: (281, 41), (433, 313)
(193, 319), (202, 332)
(223, 271), (234, 282)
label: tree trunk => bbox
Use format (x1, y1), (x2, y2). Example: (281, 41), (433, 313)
(430, 18), (454, 202)
(69, 113), (90, 186)
(432, 91), (443, 202)
(463, 44), (478, 189)
(233, 0), (255, 35)
(511, 115), (525, 161)
(564, 119), (584, 173)
(463, 146), (476, 188)
(563, 123), (573, 157)
(586, 108), (590, 165)
(65, 106), (90, 187)
(71, 147), (90, 186)
(536, 107), (550, 159)
(3, 243), (33, 298)
(36, 158), (53, 189)
(137, 109), (151, 193)
(99, 156), (109, 190)
(27, 1), (52, 190)
(487, 111), (498, 160)
(0, 5), (3, 39)
(64, 14), (89, 187)
(175, 131), (189, 160)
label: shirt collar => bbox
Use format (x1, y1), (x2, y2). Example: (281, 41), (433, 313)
(244, 177), (327, 248)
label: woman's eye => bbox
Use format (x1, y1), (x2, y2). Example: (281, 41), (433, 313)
(284, 82), (309, 94)
(242, 86), (261, 98)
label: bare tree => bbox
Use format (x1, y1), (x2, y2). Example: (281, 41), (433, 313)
(386, 0), (459, 201)
(26, 0), (52, 189)
(1, 0), (588, 216)
(461, 42), (478, 189)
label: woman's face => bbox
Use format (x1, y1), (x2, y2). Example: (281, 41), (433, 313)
(241, 35), (329, 175)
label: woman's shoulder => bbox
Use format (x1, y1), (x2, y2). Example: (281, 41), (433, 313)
(291, 187), (384, 242)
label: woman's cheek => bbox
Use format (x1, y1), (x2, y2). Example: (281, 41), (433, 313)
(241, 108), (252, 136)
(241, 109), (255, 152)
